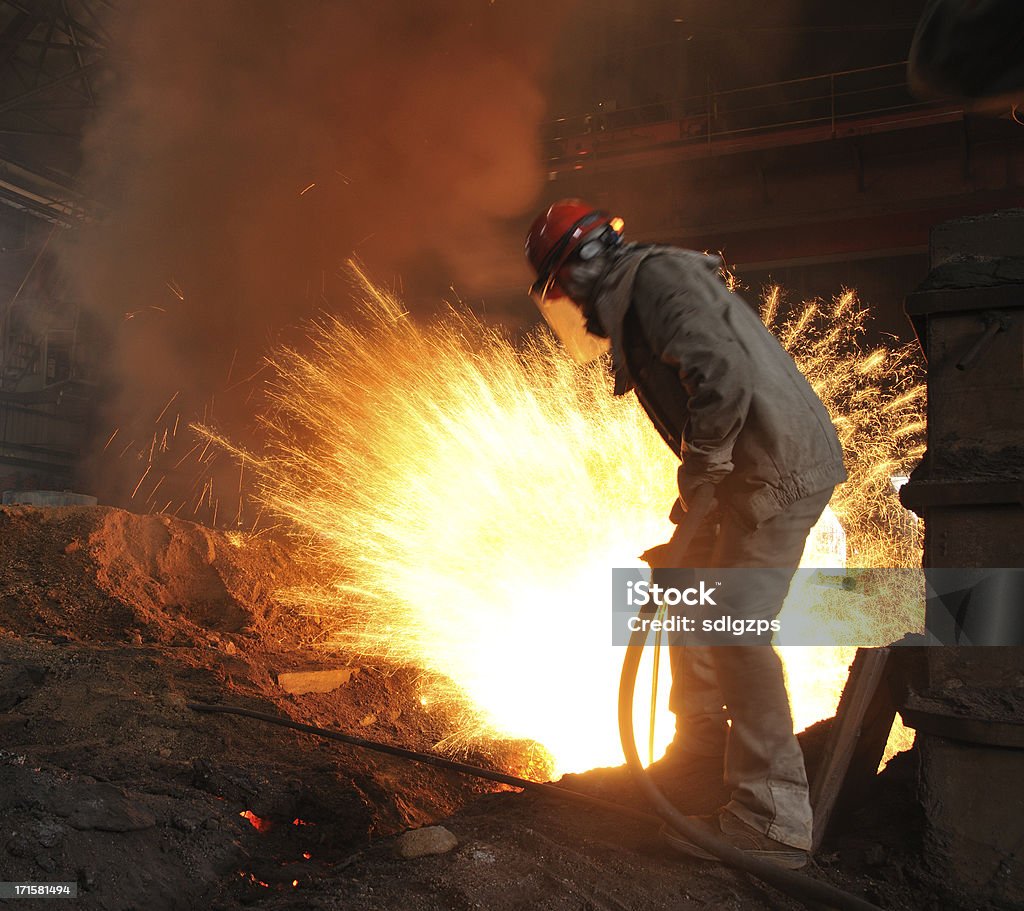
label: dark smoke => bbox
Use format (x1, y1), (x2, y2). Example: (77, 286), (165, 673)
(62, 0), (577, 514)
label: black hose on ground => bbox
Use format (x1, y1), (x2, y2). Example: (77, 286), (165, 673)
(619, 486), (883, 911)
(187, 701), (658, 824)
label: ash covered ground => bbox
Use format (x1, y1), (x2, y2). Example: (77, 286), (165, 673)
(0, 506), (987, 911)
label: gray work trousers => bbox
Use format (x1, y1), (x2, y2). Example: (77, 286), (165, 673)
(667, 487), (833, 850)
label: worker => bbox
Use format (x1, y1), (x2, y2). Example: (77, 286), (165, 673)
(524, 200), (847, 869)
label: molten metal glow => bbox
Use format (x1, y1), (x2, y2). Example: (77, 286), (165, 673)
(239, 810), (271, 833)
(220, 264), (923, 776)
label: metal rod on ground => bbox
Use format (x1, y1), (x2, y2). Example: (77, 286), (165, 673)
(186, 702), (657, 825)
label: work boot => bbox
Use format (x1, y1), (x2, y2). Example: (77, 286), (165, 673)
(560, 748), (725, 814)
(644, 747), (727, 815)
(661, 810), (809, 869)
(646, 745), (723, 784)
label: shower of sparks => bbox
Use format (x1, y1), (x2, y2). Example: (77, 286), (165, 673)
(203, 263), (924, 776)
(760, 285), (925, 569)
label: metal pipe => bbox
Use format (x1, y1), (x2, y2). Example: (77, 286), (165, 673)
(186, 702), (658, 825)
(956, 317), (1006, 371)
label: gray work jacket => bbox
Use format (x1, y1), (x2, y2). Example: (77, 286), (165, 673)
(591, 244), (847, 526)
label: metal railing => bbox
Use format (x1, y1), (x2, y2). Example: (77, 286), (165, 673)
(541, 61), (960, 161)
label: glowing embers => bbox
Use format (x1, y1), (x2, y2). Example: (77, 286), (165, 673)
(234, 818), (316, 894)
(239, 871), (269, 888)
(239, 809), (271, 833)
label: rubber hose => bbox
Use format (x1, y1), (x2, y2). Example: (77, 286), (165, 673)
(188, 701), (659, 824)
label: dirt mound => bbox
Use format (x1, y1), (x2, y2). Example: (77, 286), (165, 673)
(88, 509), (250, 633)
(0, 506), (309, 647)
(0, 506), (506, 910)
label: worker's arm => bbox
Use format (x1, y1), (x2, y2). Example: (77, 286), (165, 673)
(632, 254), (754, 502)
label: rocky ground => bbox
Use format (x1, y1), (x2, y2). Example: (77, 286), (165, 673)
(0, 506), (995, 911)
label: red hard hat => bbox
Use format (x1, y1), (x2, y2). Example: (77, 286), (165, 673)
(524, 199), (622, 298)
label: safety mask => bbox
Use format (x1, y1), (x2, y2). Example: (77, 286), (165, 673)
(529, 229), (617, 364)
(530, 283), (611, 364)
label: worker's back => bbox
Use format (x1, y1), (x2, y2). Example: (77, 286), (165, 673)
(595, 245), (847, 527)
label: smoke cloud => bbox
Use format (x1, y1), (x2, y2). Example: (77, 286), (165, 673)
(62, 0), (576, 510)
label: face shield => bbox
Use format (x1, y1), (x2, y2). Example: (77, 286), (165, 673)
(529, 275), (611, 364)
(528, 219), (622, 364)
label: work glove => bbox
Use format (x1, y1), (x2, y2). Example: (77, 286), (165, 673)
(640, 540), (677, 570)
(646, 480), (718, 569)
(670, 465), (713, 525)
